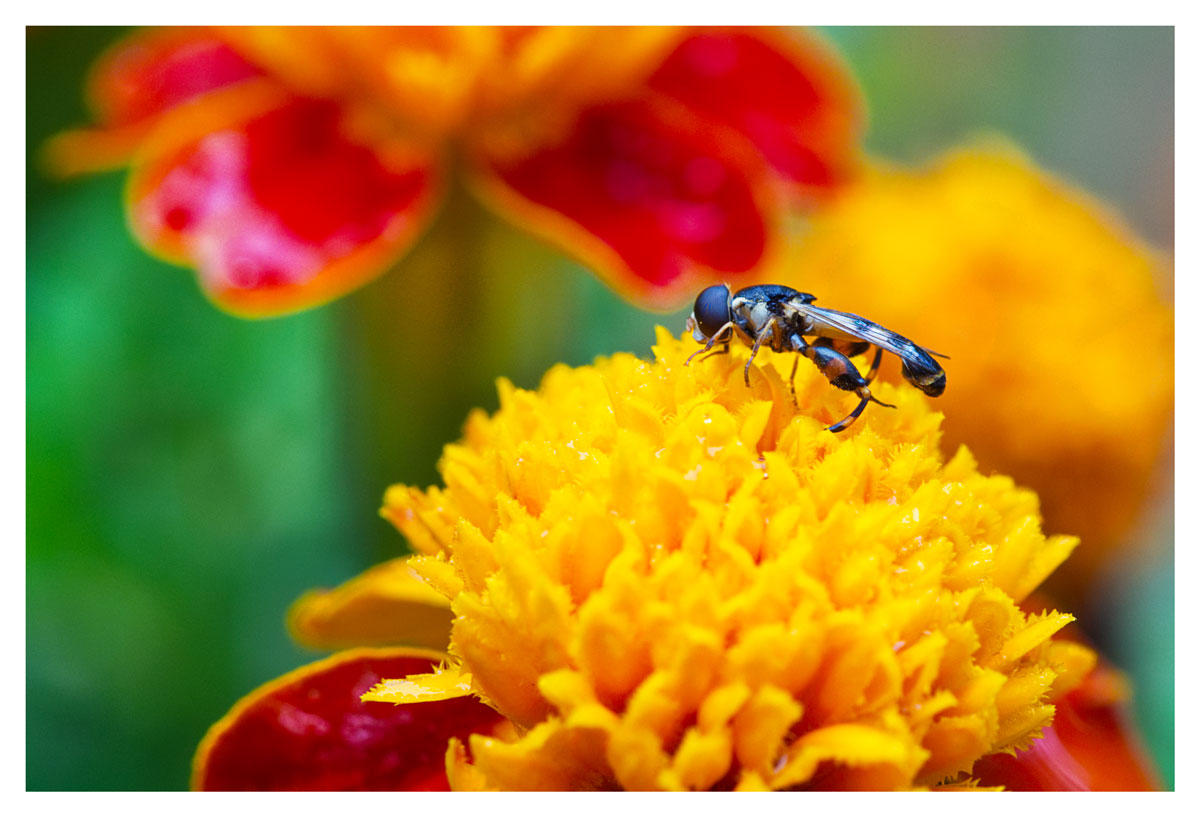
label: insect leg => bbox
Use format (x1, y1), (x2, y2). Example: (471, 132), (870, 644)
(864, 345), (883, 384)
(809, 338), (883, 386)
(694, 339), (731, 364)
(744, 317), (779, 387)
(788, 354), (800, 407)
(685, 322), (736, 366)
(826, 396), (872, 434)
(801, 343), (895, 432)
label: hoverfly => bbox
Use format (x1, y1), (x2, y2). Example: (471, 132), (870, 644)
(685, 284), (947, 433)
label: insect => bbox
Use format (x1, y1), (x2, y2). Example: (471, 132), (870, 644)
(685, 283), (947, 433)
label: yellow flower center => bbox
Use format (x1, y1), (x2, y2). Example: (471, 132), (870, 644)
(370, 328), (1094, 790)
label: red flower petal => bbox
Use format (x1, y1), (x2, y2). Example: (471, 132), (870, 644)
(972, 663), (1161, 791)
(193, 648), (506, 791)
(649, 28), (862, 196)
(44, 28), (262, 175)
(469, 98), (775, 308)
(128, 89), (444, 316)
(89, 27), (261, 128)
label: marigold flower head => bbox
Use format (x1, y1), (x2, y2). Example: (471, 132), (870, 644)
(771, 147), (1173, 587)
(352, 329), (1095, 790)
(47, 26), (861, 315)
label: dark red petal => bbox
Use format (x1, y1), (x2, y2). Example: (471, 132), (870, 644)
(972, 663), (1161, 791)
(89, 27), (261, 128)
(128, 93), (444, 316)
(193, 648), (506, 791)
(648, 29), (862, 195)
(469, 98), (774, 308)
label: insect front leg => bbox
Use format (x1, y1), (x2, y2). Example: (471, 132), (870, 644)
(685, 321), (736, 366)
(801, 343), (895, 433)
(694, 339), (731, 364)
(744, 317), (779, 387)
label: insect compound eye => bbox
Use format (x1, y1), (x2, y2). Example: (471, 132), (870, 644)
(692, 284), (732, 338)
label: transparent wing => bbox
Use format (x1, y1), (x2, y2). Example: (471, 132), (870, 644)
(802, 306), (935, 366)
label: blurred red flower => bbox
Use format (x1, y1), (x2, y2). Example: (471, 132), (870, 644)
(47, 26), (861, 316)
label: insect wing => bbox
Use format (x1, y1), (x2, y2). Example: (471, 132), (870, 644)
(802, 306), (936, 368)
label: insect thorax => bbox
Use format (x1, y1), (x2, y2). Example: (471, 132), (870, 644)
(728, 290), (810, 350)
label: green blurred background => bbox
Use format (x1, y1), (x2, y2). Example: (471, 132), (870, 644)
(26, 27), (1173, 790)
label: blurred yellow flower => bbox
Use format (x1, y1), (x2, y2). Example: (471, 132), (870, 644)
(347, 329), (1095, 790)
(774, 147), (1173, 590)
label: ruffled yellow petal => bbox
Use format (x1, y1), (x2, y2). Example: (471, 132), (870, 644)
(462, 721), (615, 791)
(773, 722), (926, 791)
(361, 661), (472, 705)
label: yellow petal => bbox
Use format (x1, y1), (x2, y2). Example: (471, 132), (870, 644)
(361, 662), (473, 704)
(773, 724), (924, 790)
(288, 557), (451, 650)
(732, 684), (803, 775)
(990, 610), (1074, 672)
(672, 727), (733, 791)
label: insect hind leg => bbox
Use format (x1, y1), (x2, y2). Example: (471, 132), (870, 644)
(864, 346), (883, 384)
(802, 343), (895, 432)
(826, 396), (872, 434)
(812, 338), (882, 384)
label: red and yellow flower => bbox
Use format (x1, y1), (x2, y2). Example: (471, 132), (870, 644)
(192, 331), (1158, 790)
(47, 26), (860, 315)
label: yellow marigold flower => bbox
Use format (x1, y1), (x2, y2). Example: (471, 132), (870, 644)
(771, 146), (1173, 589)
(352, 328), (1095, 790)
